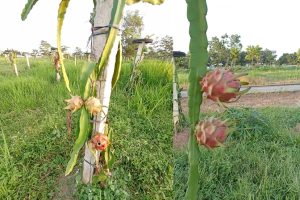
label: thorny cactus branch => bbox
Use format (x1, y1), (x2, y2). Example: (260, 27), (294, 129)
(185, 0), (208, 199)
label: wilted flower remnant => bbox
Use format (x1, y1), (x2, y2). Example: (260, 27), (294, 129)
(64, 96), (102, 115)
(85, 97), (102, 115)
(65, 96), (84, 113)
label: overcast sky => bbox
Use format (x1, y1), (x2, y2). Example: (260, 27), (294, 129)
(1, 0), (300, 56)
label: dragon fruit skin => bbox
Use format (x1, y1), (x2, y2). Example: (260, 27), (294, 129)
(91, 134), (109, 151)
(200, 69), (242, 102)
(195, 118), (228, 149)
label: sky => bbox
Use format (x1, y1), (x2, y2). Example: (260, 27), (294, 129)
(1, 0), (300, 57)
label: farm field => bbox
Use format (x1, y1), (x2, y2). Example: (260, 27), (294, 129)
(174, 101), (300, 199)
(177, 66), (300, 89)
(0, 58), (173, 199)
(174, 67), (300, 199)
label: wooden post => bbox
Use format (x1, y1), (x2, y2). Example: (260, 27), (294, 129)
(13, 63), (19, 77)
(82, 0), (117, 184)
(172, 58), (179, 132)
(74, 55), (77, 66)
(25, 54), (30, 69)
(134, 42), (145, 65)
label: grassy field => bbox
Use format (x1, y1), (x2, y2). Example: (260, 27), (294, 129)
(174, 107), (300, 199)
(177, 65), (300, 88)
(0, 57), (173, 199)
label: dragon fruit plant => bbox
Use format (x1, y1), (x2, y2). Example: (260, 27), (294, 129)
(8, 51), (18, 77)
(21, 0), (164, 185)
(53, 52), (61, 81)
(185, 0), (249, 199)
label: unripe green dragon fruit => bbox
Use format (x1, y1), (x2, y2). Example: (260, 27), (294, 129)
(200, 69), (249, 102)
(85, 97), (102, 115)
(195, 118), (228, 149)
(64, 95), (84, 113)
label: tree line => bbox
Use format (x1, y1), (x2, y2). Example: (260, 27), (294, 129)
(1, 10), (173, 61)
(208, 33), (300, 67)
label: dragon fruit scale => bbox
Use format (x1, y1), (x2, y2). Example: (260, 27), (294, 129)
(200, 69), (248, 102)
(91, 134), (109, 151)
(195, 118), (229, 149)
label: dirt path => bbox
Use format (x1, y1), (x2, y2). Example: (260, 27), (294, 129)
(173, 91), (300, 150)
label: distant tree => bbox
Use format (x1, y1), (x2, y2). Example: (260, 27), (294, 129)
(238, 51), (247, 66)
(287, 53), (297, 65)
(146, 35), (173, 59)
(278, 53), (289, 65)
(230, 47), (239, 67)
(245, 45), (262, 66)
(208, 33), (242, 67)
(229, 34), (242, 66)
(208, 36), (228, 66)
(73, 47), (83, 58)
(260, 49), (277, 66)
(39, 40), (51, 56)
(121, 10), (144, 58)
(297, 49), (300, 65)
(155, 35), (173, 59)
(31, 49), (39, 58)
(277, 53), (297, 65)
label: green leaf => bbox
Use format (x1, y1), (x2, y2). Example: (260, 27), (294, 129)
(65, 108), (91, 176)
(57, 0), (72, 93)
(21, 0), (39, 20)
(112, 41), (122, 89)
(126, 0), (164, 5)
(80, 62), (96, 99)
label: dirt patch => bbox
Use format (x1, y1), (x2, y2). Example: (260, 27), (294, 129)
(174, 91), (300, 149)
(53, 173), (77, 200)
(173, 128), (189, 150)
(181, 91), (300, 114)
(293, 123), (300, 134)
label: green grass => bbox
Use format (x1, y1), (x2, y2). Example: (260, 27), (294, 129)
(174, 107), (300, 199)
(0, 57), (173, 199)
(177, 65), (300, 87)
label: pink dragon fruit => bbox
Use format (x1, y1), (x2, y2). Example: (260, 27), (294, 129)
(195, 118), (229, 149)
(200, 69), (249, 102)
(91, 134), (109, 151)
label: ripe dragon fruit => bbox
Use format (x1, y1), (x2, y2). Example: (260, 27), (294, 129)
(85, 97), (102, 115)
(64, 95), (84, 113)
(91, 134), (109, 151)
(195, 118), (228, 149)
(200, 69), (249, 103)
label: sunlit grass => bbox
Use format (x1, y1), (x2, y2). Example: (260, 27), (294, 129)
(174, 107), (300, 199)
(0, 57), (173, 199)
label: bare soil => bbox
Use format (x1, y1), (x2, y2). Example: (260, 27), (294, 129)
(173, 91), (300, 150)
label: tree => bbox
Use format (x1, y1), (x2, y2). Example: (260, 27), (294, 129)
(245, 45), (262, 66)
(39, 40), (51, 56)
(121, 10), (144, 58)
(260, 49), (277, 66)
(147, 35), (173, 59)
(31, 49), (39, 58)
(208, 36), (228, 66)
(229, 34), (242, 67)
(73, 47), (83, 58)
(230, 47), (239, 67)
(297, 49), (300, 65)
